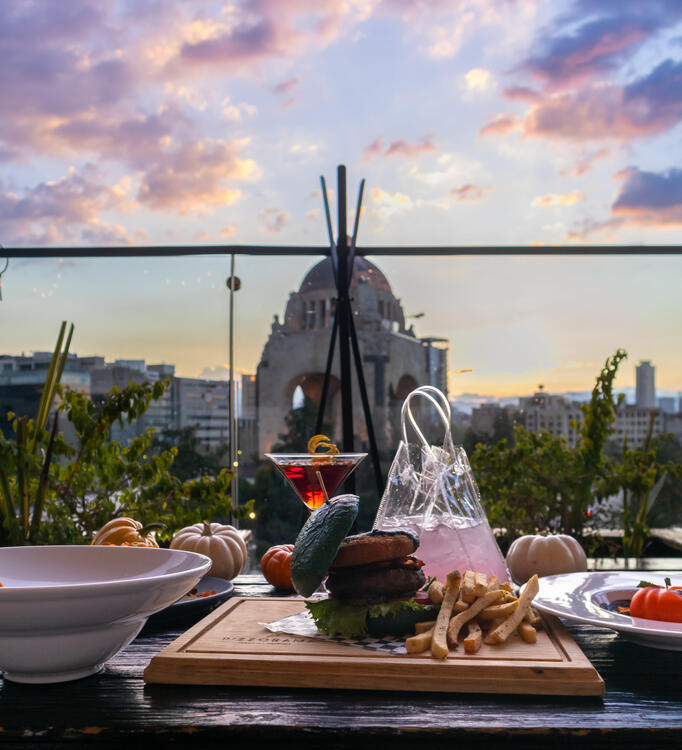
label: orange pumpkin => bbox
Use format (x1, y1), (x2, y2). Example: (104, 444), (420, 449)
(92, 517), (164, 547)
(261, 544), (295, 590)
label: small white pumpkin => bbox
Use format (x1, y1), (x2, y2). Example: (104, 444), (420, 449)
(170, 521), (247, 580)
(506, 533), (587, 584)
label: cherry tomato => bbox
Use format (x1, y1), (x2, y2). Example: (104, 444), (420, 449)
(630, 584), (682, 623)
(412, 590), (432, 605)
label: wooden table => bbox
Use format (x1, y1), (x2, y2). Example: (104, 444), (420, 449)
(2, 565), (681, 749)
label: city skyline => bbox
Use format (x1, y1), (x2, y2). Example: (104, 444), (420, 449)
(3, 346), (679, 415)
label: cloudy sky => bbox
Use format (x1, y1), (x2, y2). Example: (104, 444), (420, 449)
(1, 0), (682, 400)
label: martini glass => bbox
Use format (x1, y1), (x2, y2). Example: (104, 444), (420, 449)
(265, 452), (367, 512)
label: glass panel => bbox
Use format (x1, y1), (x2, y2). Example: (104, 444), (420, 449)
(2, 253), (682, 566)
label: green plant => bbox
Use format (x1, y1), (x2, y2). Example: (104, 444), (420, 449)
(0, 322), (74, 545)
(597, 416), (682, 559)
(472, 350), (627, 541)
(0, 324), (251, 546)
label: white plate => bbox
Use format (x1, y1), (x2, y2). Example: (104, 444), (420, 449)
(533, 571), (682, 651)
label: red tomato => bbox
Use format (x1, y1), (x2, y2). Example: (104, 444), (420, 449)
(630, 585), (682, 623)
(412, 590), (432, 605)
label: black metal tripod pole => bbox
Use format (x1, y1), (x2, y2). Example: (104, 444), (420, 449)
(335, 166), (355, 462)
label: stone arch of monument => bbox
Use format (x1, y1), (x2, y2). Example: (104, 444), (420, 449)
(395, 374), (419, 400)
(285, 371), (340, 405)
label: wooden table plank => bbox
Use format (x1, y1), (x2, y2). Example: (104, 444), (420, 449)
(1, 573), (681, 748)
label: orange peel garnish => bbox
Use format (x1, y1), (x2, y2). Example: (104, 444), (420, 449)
(307, 434), (340, 455)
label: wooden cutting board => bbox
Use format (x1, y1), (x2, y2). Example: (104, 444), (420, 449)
(144, 597), (604, 696)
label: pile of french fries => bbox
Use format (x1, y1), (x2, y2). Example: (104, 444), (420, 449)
(406, 570), (541, 659)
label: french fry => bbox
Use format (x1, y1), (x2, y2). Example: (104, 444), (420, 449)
(453, 598), (470, 613)
(499, 581), (514, 593)
(414, 620), (436, 634)
(478, 599), (519, 621)
(430, 570), (461, 659)
(517, 621), (537, 644)
(427, 580), (445, 605)
(446, 589), (505, 648)
(486, 616), (506, 632)
(484, 574), (540, 645)
(486, 575), (499, 592)
(463, 620), (482, 654)
(473, 572), (488, 597)
(523, 607), (542, 627)
(461, 570), (476, 603)
(406, 628), (434, 654)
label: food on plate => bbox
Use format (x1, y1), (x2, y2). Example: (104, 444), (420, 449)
(261, 544), (295, 590)
(427, 579), (445, 604)
(185, 587), (217, 599)
(463, 621), (482, 654)
(91, 517), (164, 547)
(506, 533), (586, 584)
(431, 570), (461, 658)
(291, 498), (439, 636)
(170, 521), (247, 580)
(310, 527), (439, 637)
(484, 574), (540, 644)
(629, 577), (682, 623)
(404, 570), (541, 657)
(448, 589), (505, 649)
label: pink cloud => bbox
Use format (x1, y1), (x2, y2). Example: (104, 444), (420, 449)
(273, 77), (300, 95)
(450, 184), (493, 202)
(567, 165), (682, 239)
(137, 139), (259, 213)
(522, 71), (682, 142)
(363, 135), (436, 162)
(0, 166), (132, 246)
(516, 2), (682, 92)
(558, 147), (612, 177)
(258, 207), (288, 233)
(478, 114), (520, 137)
(502, 86), (543, 103)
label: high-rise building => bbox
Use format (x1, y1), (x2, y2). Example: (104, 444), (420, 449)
(635, 360), (656, 408)
(658, 396), (677, 414)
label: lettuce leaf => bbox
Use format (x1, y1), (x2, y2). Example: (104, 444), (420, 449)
(306, 597), (438, 637)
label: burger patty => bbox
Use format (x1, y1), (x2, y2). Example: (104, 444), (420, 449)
(331, 528), (419, 568)
(326, 557), (426, 604)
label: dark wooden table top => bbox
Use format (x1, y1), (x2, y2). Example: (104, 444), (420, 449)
(2, 566), (681, 749)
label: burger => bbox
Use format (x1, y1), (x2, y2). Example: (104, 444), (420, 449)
(289, 495), (438, 637)
(307, 528), (439, 637)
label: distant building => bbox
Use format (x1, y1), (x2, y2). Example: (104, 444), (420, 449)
(470, 403), (516, 440)
(520, 389), (662, 448)
(519, 390), (584, 449)
(658, 396), (677, 414)
(664, 412), (682, 442)
(256, 257), (449, 454)
(635, 360), (656, 408)
(0, 352), (231, 454)
(614, 406), (663, 446)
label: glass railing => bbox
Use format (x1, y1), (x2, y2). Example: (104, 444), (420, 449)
(2, 247), (681, 568)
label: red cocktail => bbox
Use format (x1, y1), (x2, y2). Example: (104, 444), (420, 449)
(265, 453), (366, 511)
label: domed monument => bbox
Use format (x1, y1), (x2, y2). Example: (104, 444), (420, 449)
(256, 257), (448, 454)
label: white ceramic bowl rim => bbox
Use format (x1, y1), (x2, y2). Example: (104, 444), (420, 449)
(0, 545), (211, 597)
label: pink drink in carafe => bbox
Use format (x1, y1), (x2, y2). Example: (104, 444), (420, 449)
(401, 516), (509, 584)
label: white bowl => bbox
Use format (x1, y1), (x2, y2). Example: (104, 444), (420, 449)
(0, 545), (211, 683)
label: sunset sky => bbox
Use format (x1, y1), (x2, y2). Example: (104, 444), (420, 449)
(2, 1), (682, 401)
